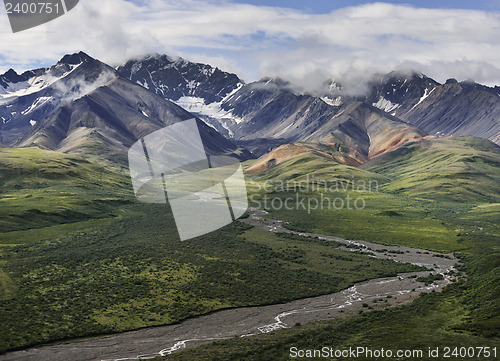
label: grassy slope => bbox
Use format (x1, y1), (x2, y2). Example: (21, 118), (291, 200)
(0, 147), (133, 233)
(254, 151), (386, 183)
(0, 148), (418, 353)
(364, 136), (500, 202)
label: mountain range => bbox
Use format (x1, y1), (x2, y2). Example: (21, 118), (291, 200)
(1, 51), (499, 172)
(117, 54), (500, 161)
(0, 52), (249, 170)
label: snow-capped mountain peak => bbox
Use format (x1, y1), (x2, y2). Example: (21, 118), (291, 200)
(0, 61), (82, 101)
(117, 54), (243, 105)
(0, 52), (117, 145)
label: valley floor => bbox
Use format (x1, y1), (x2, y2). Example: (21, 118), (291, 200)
(0, 213), (457, 361)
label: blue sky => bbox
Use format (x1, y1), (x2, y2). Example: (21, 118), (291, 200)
(1, 0), (500, 88)
(228, 0), (500, 12)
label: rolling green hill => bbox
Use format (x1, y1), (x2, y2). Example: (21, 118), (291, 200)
(0, 147), (134, 233)
(364, 136), (500, 202)
(251, 150), (387, 184)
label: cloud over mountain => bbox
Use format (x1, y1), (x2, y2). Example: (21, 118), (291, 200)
(1, 1), (499, 91)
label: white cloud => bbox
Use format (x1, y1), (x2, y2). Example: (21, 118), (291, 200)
(0, 0), (499, 91)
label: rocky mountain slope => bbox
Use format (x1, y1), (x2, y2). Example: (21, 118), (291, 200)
(117, 55), (500, 160)
(364, 71), (500, 144)
(0, 53), (250, 170)
(0, 52), (115, 146)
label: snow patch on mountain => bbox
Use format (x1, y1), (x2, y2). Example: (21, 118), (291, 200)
(130, 62), (142, 75)
(21, 97), (53, 115)
(174, 83), (244, 128)
(0, 63), (82, 100)
(175, 96), (244, 127)
(321, 96), (343, 107)
(372, 97), (401, 112)
(410, 87), (436, 111)
(136, 79), (149, 89)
